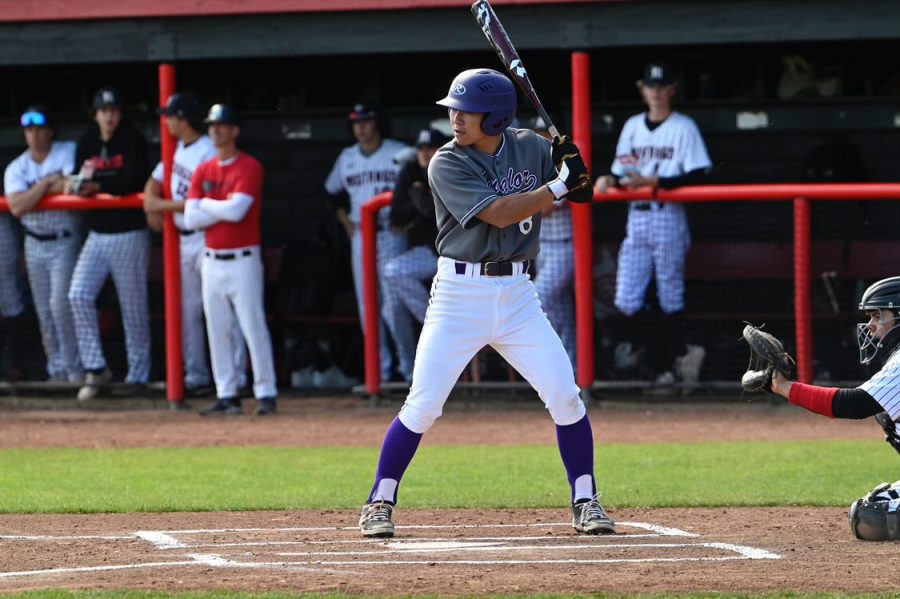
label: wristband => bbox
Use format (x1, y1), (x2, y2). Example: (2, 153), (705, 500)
(548, 178), (568, 200)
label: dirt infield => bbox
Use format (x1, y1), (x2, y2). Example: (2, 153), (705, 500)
(0, 396), (896, 594)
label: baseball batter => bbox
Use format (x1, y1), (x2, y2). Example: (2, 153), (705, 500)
(4, 105), (82, 382)
(358, 68), (612, 538)
(594, 62), (710, 387)
(325, 105), (409, 381)
(180, 104), (277, 415)
(143, 92), (248, 394)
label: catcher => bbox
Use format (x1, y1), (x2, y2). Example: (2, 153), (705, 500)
(741, 276), (900, 541)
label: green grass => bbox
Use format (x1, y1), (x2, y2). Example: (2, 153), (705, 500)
(0, 440), (896, 513)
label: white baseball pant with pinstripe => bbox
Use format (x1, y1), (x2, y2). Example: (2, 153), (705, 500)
(382, 245), (438, 380)
(25, 233), (83, 381)
(0, 214), (25, 318)
(68, 229), (151, 384)
(351, 226), (407, 380)
(614, 203), (690, 316)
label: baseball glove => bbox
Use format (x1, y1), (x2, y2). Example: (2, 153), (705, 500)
(740, 323), (795, 393)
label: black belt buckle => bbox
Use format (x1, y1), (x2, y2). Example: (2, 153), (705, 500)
(482, 261), (513, 276)
(633, 201), (661, 211)
(206, 248), (253, 261)
(178, 228), (197, 236)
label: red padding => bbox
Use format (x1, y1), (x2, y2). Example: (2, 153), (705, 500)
(788, 383), (838, 418)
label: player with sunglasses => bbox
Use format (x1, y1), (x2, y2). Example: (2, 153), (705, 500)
(4, 106), (82, 382)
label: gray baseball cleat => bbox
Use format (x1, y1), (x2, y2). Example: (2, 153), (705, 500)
(359, 501), (395, 538)
(572, 498), (616, 534)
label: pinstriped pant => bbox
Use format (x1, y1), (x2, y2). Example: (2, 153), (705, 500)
(350, 227), (407, 380)
(24, 234), (83, 381)
(201, 246), (276, 399)
(0, 214), (25, 318)
(614, 205), (690, 316)
(68, 229), (151, 384)
(535, 239), (576, 369)
(382, 245), (438, 380)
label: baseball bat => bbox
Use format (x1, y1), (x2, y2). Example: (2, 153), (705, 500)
(471, 0), (560, 139)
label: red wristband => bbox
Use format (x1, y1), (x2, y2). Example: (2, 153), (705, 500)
(788, 383), (838, 418)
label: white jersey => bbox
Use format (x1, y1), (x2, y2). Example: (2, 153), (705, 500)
(324, 139), (408, 223)
(859, 349), (900, 423)
(4, 141), (78, 234)
(610, 111), (711, 198)
(152, 135), (217, 230)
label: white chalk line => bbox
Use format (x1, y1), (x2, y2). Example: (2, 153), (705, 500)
(0, 521), (778, 579)
(270, 541), (780, 559)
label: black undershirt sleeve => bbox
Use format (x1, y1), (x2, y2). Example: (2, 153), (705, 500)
(657, 168), (708, 190)
(832, 388), (884, 419)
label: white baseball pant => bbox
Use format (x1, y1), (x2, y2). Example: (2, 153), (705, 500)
(398, 257), (585, 434)
(615, 204), (690, 316)
(350, 226), (407, 380)
(535, 239), (576, 368)
(24, 233), (83, 381)
(201, 245), (276, 399)
(69, 229), (151, 384)
(180, 231), (247, 389)
(0, 214), (25, 318)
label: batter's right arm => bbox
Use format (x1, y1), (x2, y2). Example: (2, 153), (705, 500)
(477, 186), (555, 228)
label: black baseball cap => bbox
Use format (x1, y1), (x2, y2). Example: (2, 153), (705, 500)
(640, 62), (675, 87)
(348, 103), (379, 122)
(204, 103), (239, 125)
(92, 86), (123, 111)
(414, 128), (451, 148)
(158, 92), (203, 119)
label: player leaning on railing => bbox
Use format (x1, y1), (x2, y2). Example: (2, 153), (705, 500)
(65, 86), (151, 402)
(741, 276), (900, 541)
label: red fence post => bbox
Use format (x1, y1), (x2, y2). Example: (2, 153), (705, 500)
(793, 196), (814, 383)
(361, 192), (392, 396)
(571, 51), (595, 389)
(158, 63), (183, 405)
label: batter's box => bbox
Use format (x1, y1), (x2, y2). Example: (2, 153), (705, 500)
(0, 521), (779, 579)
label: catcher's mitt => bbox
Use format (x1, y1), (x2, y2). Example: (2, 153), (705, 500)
(740, 324), (795, 393)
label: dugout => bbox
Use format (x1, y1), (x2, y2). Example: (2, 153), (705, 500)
(0, 0), (898, 387)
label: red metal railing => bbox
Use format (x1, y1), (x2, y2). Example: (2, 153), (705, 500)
(359, 183), (900, 396)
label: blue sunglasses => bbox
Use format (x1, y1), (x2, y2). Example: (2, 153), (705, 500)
(20, 111), (47, 127)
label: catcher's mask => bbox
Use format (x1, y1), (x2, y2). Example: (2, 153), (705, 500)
(856, 276), (900, 364)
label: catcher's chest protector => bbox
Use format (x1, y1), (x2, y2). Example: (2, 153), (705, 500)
(849, 481), (900, 541)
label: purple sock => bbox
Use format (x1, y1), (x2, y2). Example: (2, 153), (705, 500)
(367, 416), (423, 504)
(556, 414), (596, 503)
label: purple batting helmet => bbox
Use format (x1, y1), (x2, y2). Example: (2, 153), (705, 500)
(436, 68), (517, 136)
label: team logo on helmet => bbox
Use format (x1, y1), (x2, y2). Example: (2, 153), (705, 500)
(451, 83), (466, 95)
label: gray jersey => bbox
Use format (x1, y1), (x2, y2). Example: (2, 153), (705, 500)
(428, 128), (555, 263)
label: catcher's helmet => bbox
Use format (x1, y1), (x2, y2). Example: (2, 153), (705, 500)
(857, 276), (900, 364)
(436, 68), (517, 135)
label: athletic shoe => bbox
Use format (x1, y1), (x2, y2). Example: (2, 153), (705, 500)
(255, 397), (277, 415)
(199, 397), (242, 416)
(675, 344), (706, 386)
(359, 501), (395, 538)
(572, 498), (616, 534)
(76, 367), (112, 402)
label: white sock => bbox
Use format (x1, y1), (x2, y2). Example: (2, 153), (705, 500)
(371, 478), (398, 504)
(574, 474), (594, 503)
